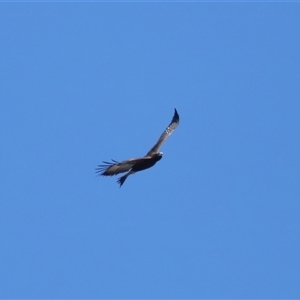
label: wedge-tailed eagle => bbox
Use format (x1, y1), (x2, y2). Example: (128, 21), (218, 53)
(96, 108), (180, 187)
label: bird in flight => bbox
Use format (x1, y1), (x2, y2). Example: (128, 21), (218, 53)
(96, 108), (180, 187)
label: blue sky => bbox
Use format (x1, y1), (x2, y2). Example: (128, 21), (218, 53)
(1, 3), (300, 298)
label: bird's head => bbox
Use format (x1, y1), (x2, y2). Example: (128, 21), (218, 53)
(148, 151), (163, 161)
(150, 152), (163, 162)
(156, 152), (163, 161)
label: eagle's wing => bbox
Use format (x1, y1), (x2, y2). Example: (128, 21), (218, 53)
(146, 108), (180, 155)
(96, 158), (142, 176)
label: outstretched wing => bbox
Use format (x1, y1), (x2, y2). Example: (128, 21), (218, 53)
(146, 108), (180, 155)
(96, 159), (136, 176)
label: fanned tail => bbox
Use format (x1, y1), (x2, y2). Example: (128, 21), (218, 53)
(117, 170), (135, 187)
(117, 174), (128, 187)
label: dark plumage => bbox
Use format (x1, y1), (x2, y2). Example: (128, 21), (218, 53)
(96, 109), (179, 187)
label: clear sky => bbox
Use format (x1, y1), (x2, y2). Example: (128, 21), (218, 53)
(1, 2), (300, 299)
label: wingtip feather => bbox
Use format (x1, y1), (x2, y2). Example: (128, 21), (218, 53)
(173, 108), (179, 123)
